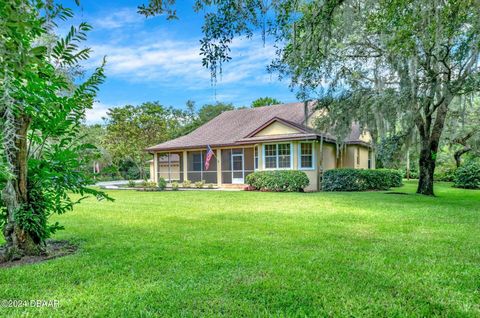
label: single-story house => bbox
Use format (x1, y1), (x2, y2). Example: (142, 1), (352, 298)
(146, 102), (374, 191)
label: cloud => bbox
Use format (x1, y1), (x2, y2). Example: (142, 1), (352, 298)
(86, 27), (279, 90)
(85, 102), (112, 124)
(91, 8), (145, 30)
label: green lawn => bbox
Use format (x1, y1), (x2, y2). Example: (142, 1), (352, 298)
(1, 181), (479, 317)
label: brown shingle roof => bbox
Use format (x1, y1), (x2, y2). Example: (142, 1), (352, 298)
(146, 102), (369, 152)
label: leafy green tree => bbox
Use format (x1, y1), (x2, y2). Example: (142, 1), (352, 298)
(0, 0), (110, 260)
(251, 97), (282, 108)
(142, 0), (480, 195)
(197, 102), (234, 124)
(103, 102), (188, 179)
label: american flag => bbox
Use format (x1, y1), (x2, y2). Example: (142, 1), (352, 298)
(204, 145), (215, 170)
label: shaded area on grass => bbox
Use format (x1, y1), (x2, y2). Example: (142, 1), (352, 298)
(0, 240), (77, 268)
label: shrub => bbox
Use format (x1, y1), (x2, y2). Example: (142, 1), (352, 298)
(322, 169), (403, 191)
(171, 182), (179, 191)
(157, 177), (167, 191)
(454, 161), (480, 189)
(195, 180), (205, 189)
(207, 183), (214, 189)
(434, 166), (457, 182)
(246, 170), (309, 192)
(127, 180), (136, 188)
(182, 180), (191, 188)
(141, 181), (158, 191)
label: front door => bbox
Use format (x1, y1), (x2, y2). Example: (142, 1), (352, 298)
(231, 149), (244, 184)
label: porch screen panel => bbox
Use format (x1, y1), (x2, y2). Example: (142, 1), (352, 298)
(186, 150), (217, 183)
(158, 153), (183, 182)
(243, 147), (254, 178)
(203, 150), (217, 183)
(221, 149), (232, 184)
(187, 151), (203, 182)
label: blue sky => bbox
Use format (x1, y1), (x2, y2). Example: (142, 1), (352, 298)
(67, 0), (297, 123)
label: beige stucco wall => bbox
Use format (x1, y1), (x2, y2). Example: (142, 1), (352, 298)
(357, 146), (370, 169)
(255, 121), (300, 136)
(321, 143), (337, 170)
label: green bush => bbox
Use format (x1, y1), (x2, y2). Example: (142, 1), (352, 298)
(157, 177), (167, 191)
(246, 170), (309, 192)
(127, 180), (136, 188)
(454, 161), (480, 189)
(434, 166), (457, 182)
(195, 180), (205, 189)
(171, 182), (179, 191)
(322, 169), (403, 191)
(182, 180), (191, 188)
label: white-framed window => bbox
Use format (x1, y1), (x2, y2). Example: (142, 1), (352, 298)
(254, 146), (258, 170)
(263, 143), (292, 169)
(299, 142), (314, 169)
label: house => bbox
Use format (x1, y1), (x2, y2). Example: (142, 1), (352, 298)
(146, 102), (374, 191)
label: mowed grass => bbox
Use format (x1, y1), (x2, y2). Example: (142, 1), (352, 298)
(0, 181), (479, 317)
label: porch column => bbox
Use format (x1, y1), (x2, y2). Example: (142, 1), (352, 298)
(292, 142), (298, 170)
(257, 144), (263, 171)
(216, 149), (222, 186)
(183, 150), (188, 181)
(153, 153), (158, 183)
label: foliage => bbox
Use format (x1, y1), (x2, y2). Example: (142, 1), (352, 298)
(171, 182), (179, 191)
(182, 180), (191, 188)
(251, 97), (282, 108)
(195, 181), (205, 189)
(0, 0), (111, 251)
(454, 161), (480, 189)
(434, 166), (457, 182)
(103, 102), (189, 179)
(127, 180), (136, 188)
(207, 183), (214, 189)
(376, 135), (407, 169)
(157, 177), (167, 191)
(322, 169), (403, 192)
(246, 171), (309, 192)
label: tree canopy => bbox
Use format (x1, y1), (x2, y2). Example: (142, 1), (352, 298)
(251, 97), (282, 108)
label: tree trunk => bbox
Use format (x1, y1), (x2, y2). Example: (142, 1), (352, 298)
(454, 146), (471, 168)
(417, 142), (436, 195)
(416, 102), (449, 196)
(1, 115), (41, 261)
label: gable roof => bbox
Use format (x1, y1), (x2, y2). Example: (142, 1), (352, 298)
(146, 102), (369, 152)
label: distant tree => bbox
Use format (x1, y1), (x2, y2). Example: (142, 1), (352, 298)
(197, 102), (234, 124)
(78, 124), (113, 176)
(103, 102), (187, 179)
(251, 97), (282, 108)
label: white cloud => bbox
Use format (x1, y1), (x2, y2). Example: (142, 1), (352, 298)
(91, 8), (145, 30)
(86, 29), (278, 90)
(85, 102), (112, 124)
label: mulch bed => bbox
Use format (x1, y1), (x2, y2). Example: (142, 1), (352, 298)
(0, 240), (77, 269)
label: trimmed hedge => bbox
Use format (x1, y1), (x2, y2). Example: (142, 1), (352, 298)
(454, 161), (480, 189)
(322, 169), (403, 191)
(246, 170), (310, 192)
